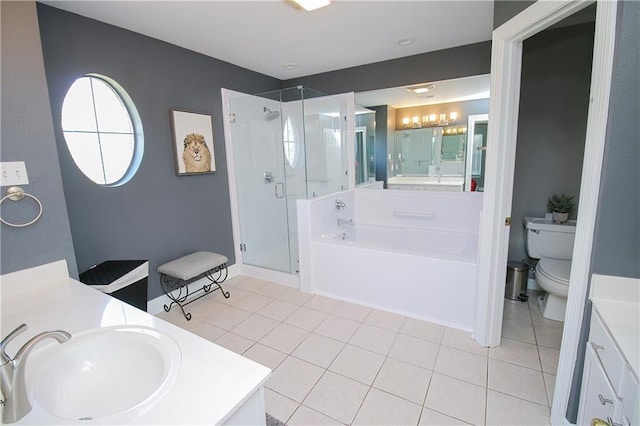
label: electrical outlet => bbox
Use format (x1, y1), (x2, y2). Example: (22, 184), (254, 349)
(1, 162), (29, 186)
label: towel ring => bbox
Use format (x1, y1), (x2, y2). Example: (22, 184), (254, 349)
(0, 186), (43, 228)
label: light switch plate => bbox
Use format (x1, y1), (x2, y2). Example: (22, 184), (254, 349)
(1, 161), (29, 186)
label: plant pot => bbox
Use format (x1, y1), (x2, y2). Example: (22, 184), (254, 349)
(552, 211), (569, 224)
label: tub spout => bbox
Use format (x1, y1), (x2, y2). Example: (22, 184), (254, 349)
(337, 218), (354, 227)
(1, 323), (72, 424)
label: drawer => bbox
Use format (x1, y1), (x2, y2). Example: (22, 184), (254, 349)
(578, 345), (622, 425)
(590, 309), (626, 394)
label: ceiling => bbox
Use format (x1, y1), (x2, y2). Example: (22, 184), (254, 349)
(355, 74), (490, 108)
(40, 1), (494, 80)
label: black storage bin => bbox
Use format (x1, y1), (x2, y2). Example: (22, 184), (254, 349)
(79, 260), (149, 311)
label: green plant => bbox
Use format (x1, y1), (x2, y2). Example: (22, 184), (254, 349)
(547, 194), (576, 213)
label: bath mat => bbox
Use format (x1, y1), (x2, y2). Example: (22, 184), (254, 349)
(266, 413), (287, 426)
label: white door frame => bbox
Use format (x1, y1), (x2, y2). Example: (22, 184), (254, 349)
(472, 0), (617, 423)
(464, 113), (488, 191)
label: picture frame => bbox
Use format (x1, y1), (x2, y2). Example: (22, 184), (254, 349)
(170, 109), (216, 175)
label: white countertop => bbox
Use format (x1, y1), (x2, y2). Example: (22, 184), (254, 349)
(0, 260), (271, 425)
(387, 175), (464, 186)
(590, 274), (640, 379)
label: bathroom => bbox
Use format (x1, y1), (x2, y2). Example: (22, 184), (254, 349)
(3, 1), (638, 425)
(502, 8), (595, 355)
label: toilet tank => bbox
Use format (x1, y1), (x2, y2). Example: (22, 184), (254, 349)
(523, 217), (576, 260)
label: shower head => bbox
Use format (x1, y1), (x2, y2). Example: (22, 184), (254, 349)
(263, 107), (280, 121)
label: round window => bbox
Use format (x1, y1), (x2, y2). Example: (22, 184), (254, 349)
(283, 115), (301, 168)
(61, 74), (143, 186)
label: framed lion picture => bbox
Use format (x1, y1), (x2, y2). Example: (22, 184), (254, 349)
(170, 109), (216, 175)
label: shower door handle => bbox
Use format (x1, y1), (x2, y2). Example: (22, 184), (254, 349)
(275, 182), (285, 199)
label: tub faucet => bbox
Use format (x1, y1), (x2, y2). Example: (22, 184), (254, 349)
(335, 198), (346, 210)
(337, 218), (354, 227)
(1, 323), (71, 424)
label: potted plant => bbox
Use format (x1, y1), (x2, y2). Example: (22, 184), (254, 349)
(547, 194), (576, 223)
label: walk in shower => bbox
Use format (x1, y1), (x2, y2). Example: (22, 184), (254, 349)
(222, 86), (354, 278)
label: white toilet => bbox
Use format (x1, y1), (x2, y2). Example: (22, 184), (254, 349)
(523, 217), (577, 321)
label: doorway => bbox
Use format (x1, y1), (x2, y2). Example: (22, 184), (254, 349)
(473, 0), (617, 423)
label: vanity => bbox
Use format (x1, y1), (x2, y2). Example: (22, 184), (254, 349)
(387, 175), (464, 191)
(388, 114), (487, 193)
(577, 274), (639, 426)
(0, 260), (270, 425)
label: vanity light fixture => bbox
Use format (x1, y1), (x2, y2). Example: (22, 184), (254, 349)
(401, 111), (459, 129)
(445, 126), (467, 135)
(286, 0), (331, 11)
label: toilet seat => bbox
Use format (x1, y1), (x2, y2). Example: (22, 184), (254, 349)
(536, 258), (571, 296)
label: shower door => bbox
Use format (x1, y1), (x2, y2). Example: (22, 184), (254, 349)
(229, 94), (294, 273)
(226, 88), (353, 275)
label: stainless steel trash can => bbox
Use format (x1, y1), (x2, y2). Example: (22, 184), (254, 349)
(505, 261), (528, 301)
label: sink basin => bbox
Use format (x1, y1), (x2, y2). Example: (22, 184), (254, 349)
(28, 326), (181, 421)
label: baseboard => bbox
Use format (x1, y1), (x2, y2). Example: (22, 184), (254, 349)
(147, 264), (240, 315)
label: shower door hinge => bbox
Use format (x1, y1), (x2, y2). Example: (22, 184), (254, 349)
(505, 217), (511, 226)
(229, 113), (236, 123)
(240, 243), (246, 252)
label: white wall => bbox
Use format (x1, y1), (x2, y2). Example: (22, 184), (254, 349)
(355, 189), (483, 234)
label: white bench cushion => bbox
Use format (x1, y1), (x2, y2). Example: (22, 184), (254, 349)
(157, 251), (228, 281)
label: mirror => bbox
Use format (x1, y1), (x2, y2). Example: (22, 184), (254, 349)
(355, 107), (376, 186)
(388, 127), (467, 191)
(354, 74), (490, 192)
(465, 114), (488, 192)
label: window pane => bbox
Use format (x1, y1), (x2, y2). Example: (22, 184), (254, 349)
(61, 77), (97, 132)
(283, 116), (299, 167)
(91, 78), (133, 133)
(61, 74), (143, 186)
(99, 134), (134, 184)
(64, 132), (105, 184)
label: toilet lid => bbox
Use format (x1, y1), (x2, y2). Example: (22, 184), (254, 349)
(538, 258), (571, 283)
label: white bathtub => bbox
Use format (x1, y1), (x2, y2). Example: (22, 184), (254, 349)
(312, 223), (478, 330)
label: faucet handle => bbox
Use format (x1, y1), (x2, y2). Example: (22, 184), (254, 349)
(1, 323), (27, 364)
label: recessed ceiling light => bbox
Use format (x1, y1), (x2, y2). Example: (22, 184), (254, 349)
(395, 37), (416, 46)
(286, 0), (331, 11)
(406, 84), (436, 94)
(282, 63), (299, 70)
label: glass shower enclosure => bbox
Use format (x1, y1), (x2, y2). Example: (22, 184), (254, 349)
(224, 86), (351, 275)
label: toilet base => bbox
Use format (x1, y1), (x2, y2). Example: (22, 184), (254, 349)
(537, 293), (566, 322)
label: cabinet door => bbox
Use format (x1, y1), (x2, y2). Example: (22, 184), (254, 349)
(578, 346), (621, 425)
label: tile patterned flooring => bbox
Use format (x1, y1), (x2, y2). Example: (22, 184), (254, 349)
(156, 276), (563, 425)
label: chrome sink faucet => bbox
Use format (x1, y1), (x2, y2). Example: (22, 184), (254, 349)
(1, 323), (71, 424)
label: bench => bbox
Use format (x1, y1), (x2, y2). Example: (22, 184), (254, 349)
(158, 251), (229, 320)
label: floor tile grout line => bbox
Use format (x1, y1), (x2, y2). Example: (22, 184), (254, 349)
(164, 277), (558, 424)
(489, 387), (552, 409)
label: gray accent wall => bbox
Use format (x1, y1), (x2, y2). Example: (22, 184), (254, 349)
(591, 0), (640, 279)
(36, 4), (281, 299)
(370, 106), (394, 186)
(493, 0), (536, 29)
(508, 23), (594, 262)
(282, 41), (491, 95)
(0, 2), (78, 277)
